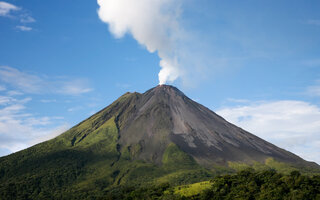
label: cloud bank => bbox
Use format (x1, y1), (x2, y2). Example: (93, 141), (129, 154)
(0, 95), (68, 154)
(0, 66), (94, 156)
(217, 100), (320, 164)
(0, 66), (93, 95)
(97, 0), (185, 85)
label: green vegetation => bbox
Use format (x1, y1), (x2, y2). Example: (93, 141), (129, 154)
(0, 114), (213, 199)
(197, 169), (320, 200)
(173, 181), (212, 197)
(162, 143), (197, 168)
(2, 149), (319, 200)
(228, 157), (320, 176)
(228, 158), (298, 174)
(93, 169), (320, 200)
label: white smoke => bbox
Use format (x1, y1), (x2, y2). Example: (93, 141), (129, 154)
(97, 0), (184, 85)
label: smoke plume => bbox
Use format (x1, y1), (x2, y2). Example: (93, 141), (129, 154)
(97, 0), (184, 85)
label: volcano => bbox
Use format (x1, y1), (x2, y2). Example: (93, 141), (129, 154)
(0, 85), (318, 199)
(99, 85), (310, 166)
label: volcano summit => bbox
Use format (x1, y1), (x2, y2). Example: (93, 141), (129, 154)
(0, 85), (318, 198)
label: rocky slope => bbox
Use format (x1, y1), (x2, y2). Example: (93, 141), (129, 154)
(86, 84), (314, 167)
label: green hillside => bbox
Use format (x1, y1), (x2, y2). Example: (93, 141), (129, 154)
(0, 94), (212, 199)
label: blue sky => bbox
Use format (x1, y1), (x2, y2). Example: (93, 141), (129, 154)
(0, 0), (320, 163)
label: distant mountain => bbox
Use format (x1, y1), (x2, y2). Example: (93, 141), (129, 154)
(0, 85), (318, 199)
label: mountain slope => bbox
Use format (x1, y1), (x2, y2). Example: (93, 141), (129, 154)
(113, 85), (312, 167)
(0, 85), (319, 199)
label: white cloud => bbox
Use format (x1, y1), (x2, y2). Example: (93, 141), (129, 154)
(20, 15), (35, 23)
(0, 1), (35, 31)
(97, 0), (186, 85)
(40, 99), (57, 103)
(0, 85), (5, 91)
(97, 0), (220, 87)
(226, 98), (250, 103)
(216, 100), (320, 164)
(0, 66), (93, 95)
(16, 25), (32, 31)
(0, 96), (16, 105)
(67, 106), (82, 112)
(0, 1), (20, 17)
(29, 125), (69, 146)
(97, 0), (261, 87)
(7, 90), (24, 96)
(0, 96), (30, 106)
(57, 79), (93, 95)
(0, 66), (43, 93)
(0, 95), (69, 155)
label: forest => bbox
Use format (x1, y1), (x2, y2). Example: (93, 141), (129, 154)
(1, 168), (319, 200)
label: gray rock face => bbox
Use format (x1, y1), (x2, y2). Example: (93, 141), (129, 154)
(102, 85), (312, 167)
